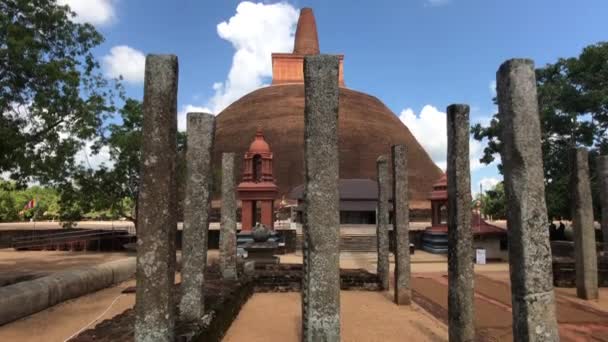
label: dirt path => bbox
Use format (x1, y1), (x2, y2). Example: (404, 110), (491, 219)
(410, 274), (608, 341)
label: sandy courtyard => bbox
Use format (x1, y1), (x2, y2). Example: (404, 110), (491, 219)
(223, 291), (447, 342)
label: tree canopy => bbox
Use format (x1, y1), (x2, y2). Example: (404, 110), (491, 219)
(473, 42), (608, 219)
(0, 0), (119, 184)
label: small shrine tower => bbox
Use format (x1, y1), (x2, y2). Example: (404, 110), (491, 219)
(237, 129), (279, 230)
(429, 173), (448, 227)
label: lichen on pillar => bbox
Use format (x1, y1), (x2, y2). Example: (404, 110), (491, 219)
(571, 148), (598, 300)
(179, 112), (215, 321)
(302, 54), (341, 342)
(220, 152), (238, 280)
(446, 104), (474, 341)
(391, 144), (411, 305)
(135, 54), (178, 342)
(376, 155), (390, 291)
(497, 58), (559, 341)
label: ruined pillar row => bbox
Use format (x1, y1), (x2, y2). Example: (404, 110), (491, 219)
(446, 104), (475, 341)
(376, 155), (390, 291)
(497, 58), (559, 341)
(179, 112), (215, 321)
(220, 152), (238, 280)
(571, 148), (598, 300)
(598, 155), (608, 253)
(135, 54), (178, 342)
(391, 144), (411, 305)
(302, 54), (341, 342)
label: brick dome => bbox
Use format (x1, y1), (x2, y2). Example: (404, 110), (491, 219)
(212, 84), (442, 208)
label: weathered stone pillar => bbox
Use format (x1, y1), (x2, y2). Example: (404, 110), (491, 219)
(571, 148), (598, 300)
(391, 144), (411, 305)
(220, 152), (238, 280)
(302, 54), (340, 342)
(446, 104), (474, 341)
(376, 155), (390, 290)
(135, 54), (178, 342)
(598, 155), (608, 253)
(179, 112), (215, 321)
(497, 58), (559, 341)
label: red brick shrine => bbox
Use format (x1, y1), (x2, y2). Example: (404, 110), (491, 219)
(422, 173), (507, 260)
(237, 129), (279, 231)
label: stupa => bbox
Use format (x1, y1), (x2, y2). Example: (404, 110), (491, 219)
(213, 8), (442, 211)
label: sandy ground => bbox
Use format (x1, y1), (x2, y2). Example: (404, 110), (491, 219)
(223, 292), (447, 342)
(1, 248), (605, 341)
(0, 279), (137, 342)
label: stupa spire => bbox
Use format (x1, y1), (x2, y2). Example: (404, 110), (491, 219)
(293, 8), (320, 55)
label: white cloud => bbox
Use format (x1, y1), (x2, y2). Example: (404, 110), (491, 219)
(102, 46), (146, 84)
(75, 139), (113, 170)
(490, 80), (497, 98)
(178, 105), (212, 132)
(207, 1), (299, 113)
(399, 105), (486, 171)
(479, 177), (501, 191)
(58, 0), (116, 26)
(426, 0), (451, 7)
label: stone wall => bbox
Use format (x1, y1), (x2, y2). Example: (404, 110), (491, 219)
(553, 256), (608, 288)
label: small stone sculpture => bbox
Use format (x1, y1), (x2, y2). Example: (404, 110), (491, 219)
(252, 223), (271, 242)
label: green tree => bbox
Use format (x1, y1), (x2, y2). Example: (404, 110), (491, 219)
(472, 42), (608, 220)
(0, 180), (20, 221)
(0, 0), (119, 184)
(60, 99), (187, 229)
(480, 182), (506, 220)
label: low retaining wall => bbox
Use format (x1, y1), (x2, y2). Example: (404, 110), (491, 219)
(0, 228), (89, 248)
(0, 257), (136, 326)
(552, 256), (608, 288)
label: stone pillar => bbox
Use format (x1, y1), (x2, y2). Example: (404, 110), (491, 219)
(571, 148), (598, 300)
(302, 54), (340, 342)
(598, 155), (608, 253)
(391, 144), (411, 305)
(446, 104), (474, 341)
(135, 54), (178, 342)
(179, 113), (215, 321)
(497, 58), (559, 341)
(376, 155), (390, 290)
(220, 152), (238, 280)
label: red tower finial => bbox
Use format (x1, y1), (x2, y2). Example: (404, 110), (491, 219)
(293, 8), (320, 55)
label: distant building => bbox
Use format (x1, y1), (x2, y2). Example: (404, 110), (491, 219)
(422, 174), (508, 261)
(288, 178), (430, 225)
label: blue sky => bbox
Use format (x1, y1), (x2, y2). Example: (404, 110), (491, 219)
(60, 0), (608, 194)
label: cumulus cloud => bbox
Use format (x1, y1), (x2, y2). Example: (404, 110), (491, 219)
(102, 46), (146, 84)
(58, 0), (116, 26)
(206, 1), (299, 113)
(479, 177), (501, 191)
(75, 139), (113, 170)
(177, 105), (212, 132)
(399, 105), (485, 171)
(490, 80), (497, 98)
